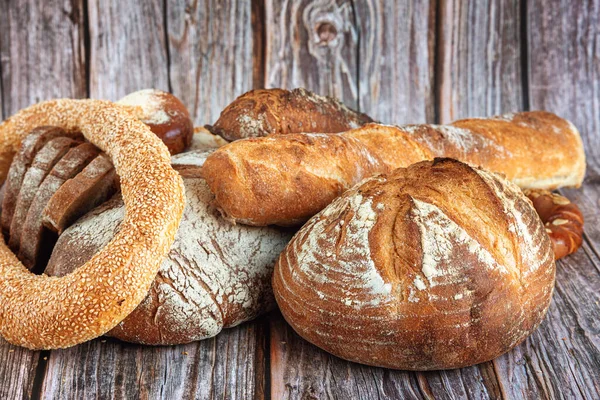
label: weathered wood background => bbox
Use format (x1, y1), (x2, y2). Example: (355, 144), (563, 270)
(0, 0), (599, 399)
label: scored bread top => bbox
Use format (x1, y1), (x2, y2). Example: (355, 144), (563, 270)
(273, 158), (555, 370)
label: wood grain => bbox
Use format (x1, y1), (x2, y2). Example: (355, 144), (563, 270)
(437, 0), (524, 123)
(88, 0), (170, 100)
(264, 0), (359, 109)
(0, 0), (86, 113)
(167, 0), (256, 125)
(526, 0), (600, 172)
(0, 338), (43, 400)
(353, 0), (436, 124)
(494, 247), (600, 399)
(40, 322), (268, 399)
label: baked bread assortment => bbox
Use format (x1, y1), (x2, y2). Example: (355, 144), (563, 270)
(202, 112), (585, 226)
(0, 87), (586, 371)
(273, 158), (556, 370)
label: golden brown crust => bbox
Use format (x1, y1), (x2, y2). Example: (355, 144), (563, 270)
(202, 133), (387, 226)
(0, 99), (185, 349)
(209, 88), (373, 141)
(117, 89), (194, 155)
(273, 159), (555, 370)
(524, 189), (584, 260)
(202, 111), (586, 226)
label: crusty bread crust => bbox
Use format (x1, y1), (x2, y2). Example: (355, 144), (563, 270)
(8, 136), (80, 252)
(202, 111), (586, 226)
(273, 159), (555, 370)
(210, 88), (373, 141)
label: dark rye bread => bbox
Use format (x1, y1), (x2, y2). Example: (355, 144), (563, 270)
(45, 150), (293, 345)
(8, 136), (80, 252)
(18, 143), (99, 270)
(42, 153), (117, 235)
(1, 126), (82, 236)
(210, 88), (374, 141)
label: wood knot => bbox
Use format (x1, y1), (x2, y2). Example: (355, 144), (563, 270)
(316, 22), (338, 45)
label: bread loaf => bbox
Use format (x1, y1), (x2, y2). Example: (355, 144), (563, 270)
(19, 143), (99, 270)
(209, 88), (373, 141)
(273, 158), (555, 370)
(45, 150), (293, 345)
(1, 126), (81, 236)
(202, 111), (585, 226)
(8, 136), (80, 251)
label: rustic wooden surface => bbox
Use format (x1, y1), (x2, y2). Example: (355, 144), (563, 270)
(0, 0), (598, 399)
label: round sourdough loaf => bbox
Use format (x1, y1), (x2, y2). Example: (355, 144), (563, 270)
(273, 158), (556, 370)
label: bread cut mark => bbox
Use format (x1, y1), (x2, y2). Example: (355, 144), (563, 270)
(475, 169), (553, 281)
(409, 198), (508, 290)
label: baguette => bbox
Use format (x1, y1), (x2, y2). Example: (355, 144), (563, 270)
(209, 88), (373, 141)
(202, 111), (585, 226)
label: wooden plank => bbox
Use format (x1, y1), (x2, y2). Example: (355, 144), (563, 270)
(491, 3), (600, 397)
(266, 1), (436, 398)
(167, 0), (256, 125)
(526, 0), (600, 172)
(0, 338), (44, 400)
(0, 0), (86, 113)
(437, 0), (523, 123)
(0, 1), (86, 398)
(88, 0), (170, 101)
(41, 321), (268, 399)
(264, 0), (359, 109)
(495, 2), (600, 395)
(354, 0), (436, 124)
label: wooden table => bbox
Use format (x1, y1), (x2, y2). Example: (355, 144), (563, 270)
(1, 1), (599, 399)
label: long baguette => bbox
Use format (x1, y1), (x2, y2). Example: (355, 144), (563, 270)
(202, 111), (586, 226)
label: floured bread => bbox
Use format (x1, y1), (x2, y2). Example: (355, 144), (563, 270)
(46, 150), (293, 345)
(273, 158), (555, 370)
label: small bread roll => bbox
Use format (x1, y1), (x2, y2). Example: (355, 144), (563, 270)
(273, 158), (555, 370)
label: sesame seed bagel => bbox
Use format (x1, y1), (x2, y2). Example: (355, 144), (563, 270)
(0, 99), (185, 349)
